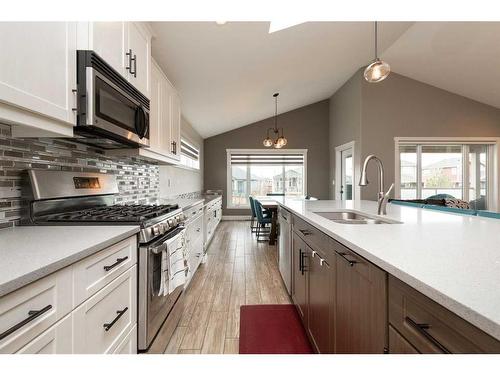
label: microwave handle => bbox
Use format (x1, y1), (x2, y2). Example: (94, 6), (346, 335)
(135, 105), (148, 139)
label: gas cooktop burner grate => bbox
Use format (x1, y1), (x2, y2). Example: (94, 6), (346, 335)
(44, 204), (180, 223)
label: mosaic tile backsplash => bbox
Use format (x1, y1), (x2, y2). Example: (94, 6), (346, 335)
(0, 122), (161, 229)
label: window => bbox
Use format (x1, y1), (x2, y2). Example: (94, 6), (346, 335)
(179, 138), (200, 169)
(227, 150), (307, 208)
(396, 139), (497, 210)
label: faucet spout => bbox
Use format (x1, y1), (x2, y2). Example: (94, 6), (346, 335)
(359, 154), (392, 215)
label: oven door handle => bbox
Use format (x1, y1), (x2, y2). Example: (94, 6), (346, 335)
(151, 242), (167, 255)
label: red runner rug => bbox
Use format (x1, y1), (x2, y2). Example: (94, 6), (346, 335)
(239, 304), (314, 354)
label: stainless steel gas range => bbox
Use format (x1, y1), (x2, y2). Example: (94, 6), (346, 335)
(22, 169), (188, 352)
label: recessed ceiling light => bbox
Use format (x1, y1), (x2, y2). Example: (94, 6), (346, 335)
(215, 21), (227, 25)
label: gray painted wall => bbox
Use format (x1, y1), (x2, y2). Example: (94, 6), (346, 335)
(329, 72), (362, 199)
(329, 70), (500, 201)
(159, 117), (204, 198)
(204, 100), (330, 216)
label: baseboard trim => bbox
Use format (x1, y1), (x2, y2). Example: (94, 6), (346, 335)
(222, 215), (251, 221)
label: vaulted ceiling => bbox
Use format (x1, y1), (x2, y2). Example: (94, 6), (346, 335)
(151, 22), (500, 139)
(151, 22), (412, 138)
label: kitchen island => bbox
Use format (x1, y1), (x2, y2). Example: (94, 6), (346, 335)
(276, 198), (500, 353)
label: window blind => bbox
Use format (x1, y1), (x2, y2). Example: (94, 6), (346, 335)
(180, 138), (199, 161)
(230, 153), (304, 165)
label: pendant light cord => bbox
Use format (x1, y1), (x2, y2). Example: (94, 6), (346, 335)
(274, 94), (278, 131)
(374, 21), (378, 60)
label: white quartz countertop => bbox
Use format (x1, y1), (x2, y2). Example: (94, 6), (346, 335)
(278, 199), (500, 341)
(159, 195), (222, 211)
(0, 225), (140, 298)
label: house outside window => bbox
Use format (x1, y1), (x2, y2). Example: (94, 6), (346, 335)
(227, 149), (307, 208)
(395, 138), (499, 210)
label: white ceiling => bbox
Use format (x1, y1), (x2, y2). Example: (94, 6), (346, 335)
(151, 22), (412, 138)
(381, 22), (500, 110)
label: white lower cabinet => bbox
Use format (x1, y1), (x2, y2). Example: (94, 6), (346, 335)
(72, 236), (137, 308)
(72, 265), (137, 354)
(113, 324), (137, 354)
(0, 267), (72, 354)
(16, 314), (72, 354)
(0, 235), (138, 354)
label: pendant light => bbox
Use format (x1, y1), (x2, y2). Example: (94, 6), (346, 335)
(364, 21), (391, 83)
(263, 93), (288, 148)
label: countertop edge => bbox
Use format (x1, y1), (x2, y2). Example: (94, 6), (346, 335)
(278, 202), (500, 342)
(0, 226), (140, 298)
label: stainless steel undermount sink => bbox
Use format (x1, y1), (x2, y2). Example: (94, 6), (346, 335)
(313, 210), (401, 225)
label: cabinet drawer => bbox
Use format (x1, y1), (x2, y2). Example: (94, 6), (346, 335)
(185, 203), (204, 221)
(388, 325), (419, 354)
(389, 275), (500, 353)
(293, 216), (333, 263)
(73, 236), (137, 307)
(16, 313), (72, 354)
(72, 265), (137, 354)
(0, 267), (72, 353)
(113, 324), (137, 354)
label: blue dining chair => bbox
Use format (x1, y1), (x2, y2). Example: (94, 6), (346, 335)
(248, 196), (258, 233)
(253, 199), (272, 242)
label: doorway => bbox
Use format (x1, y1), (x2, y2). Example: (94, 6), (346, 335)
(335, 141), (356, 201)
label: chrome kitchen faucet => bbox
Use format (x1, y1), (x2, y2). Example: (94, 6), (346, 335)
(359, 155), (394, 215)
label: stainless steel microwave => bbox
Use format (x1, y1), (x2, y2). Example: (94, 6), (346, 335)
(75, 50), (150, 149)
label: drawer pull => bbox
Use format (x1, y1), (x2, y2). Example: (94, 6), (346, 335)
(405, 317), (451, 354)
(299, 248), (307, 275)
(336, 252), (358, 267)
(103, 307), (128, 332)
(103, 256), (129, 272)
(299, 229), (313, 236)
(0, 304), (53, 341)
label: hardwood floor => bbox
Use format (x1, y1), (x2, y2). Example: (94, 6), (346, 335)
(164, 221), (291, 354)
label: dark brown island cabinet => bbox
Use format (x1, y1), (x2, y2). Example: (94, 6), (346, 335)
(288, 213), (500, 354)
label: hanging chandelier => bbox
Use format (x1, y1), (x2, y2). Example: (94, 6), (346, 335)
(364, 21), (391, 83)
(263, 93), (287, 148)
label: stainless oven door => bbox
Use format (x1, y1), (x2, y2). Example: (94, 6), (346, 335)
(138, 227), (186, 351)
(85, 67), (150, 147)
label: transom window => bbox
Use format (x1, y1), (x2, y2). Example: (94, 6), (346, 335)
(396, 139), (498, 210)
(227, 149), (307, 208)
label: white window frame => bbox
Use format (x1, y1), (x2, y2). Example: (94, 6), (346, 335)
(178, 136), (200, 170)
(226, 148), (308, 209)
(394, 137), (500, 211)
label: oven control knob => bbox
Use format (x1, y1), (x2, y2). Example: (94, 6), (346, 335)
(153, 225), (160, 236)
(168, 219), (174, 226)
(159, 223), (166, 234)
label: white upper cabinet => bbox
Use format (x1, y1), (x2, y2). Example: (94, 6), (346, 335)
(88, 22), (127, 76)
(149, 60), (164, 152)
(169, 86), (181, 160)
(78, 22), (152, 98)
(140, 58), (182, 163)
(0, 22), (76, 136)
(127, 23), (151, 98)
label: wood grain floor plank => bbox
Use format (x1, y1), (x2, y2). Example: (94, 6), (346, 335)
(165, 221), (290, 354)
(179, 301), (212, 350)
(223, 339), (240, 354)
(201, 311), (228, 354)
(164, 326), (188, 354)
